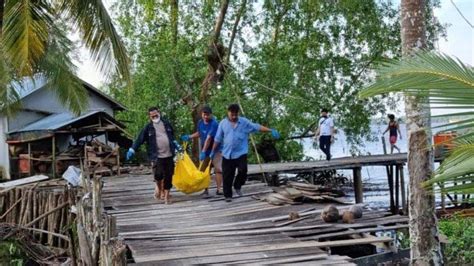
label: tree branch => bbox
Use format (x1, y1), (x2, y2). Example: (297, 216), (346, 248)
(226, 0), (247, 65)
(211, 0), (230, 44)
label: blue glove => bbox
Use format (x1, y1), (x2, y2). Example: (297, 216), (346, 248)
(271, 129), (280, 139)
(199, 151), (207, 161)
(180, 134), (190, 142)
(126, 148), (135, 160)
(209, 151), (215, 159)
(173, 140), (183, 152)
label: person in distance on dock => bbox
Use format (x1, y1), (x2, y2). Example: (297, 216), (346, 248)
(315, 108), (335, 161)
(209, 104), (280, 202)
(383, 114), (402, 154)
(126, 107), (181, 204)
(181, 105), (223, 197)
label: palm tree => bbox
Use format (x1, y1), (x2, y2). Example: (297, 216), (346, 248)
(0, 0), (130, 115)
(361, 52), (474, 197)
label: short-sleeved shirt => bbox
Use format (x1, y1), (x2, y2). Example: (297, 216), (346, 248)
(215, 117), (261, 160)
(318, 116), (334, 136)
(198, 118), (219, 155)
(153, 122), (172, 158)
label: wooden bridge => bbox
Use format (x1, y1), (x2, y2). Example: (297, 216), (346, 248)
(102, 175), (408, 265)
(249, 153), (412, 213)
(248, 153), (408, 175)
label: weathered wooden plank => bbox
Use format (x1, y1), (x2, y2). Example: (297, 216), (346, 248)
(0, 175), (49, 189)
(131, 237), (393, 262)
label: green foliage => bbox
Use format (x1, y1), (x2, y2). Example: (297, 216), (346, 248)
(0, 241), (25, 265)
(110, 0), (444, 161)
(439, 216), (474, 265)
(0, 0), (130, 115)
(396, 230), (411, 249)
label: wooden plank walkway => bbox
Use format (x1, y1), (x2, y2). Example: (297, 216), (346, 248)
(247, 153), (408, 176)
(103, 174), (408, 265)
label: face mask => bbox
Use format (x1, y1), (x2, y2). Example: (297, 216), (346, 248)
(152, 116), (160, 123)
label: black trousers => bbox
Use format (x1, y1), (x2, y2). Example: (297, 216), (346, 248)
(222, 154), (247, 198)
(152, 157), (175, 190)
(319, 136), (331, 161)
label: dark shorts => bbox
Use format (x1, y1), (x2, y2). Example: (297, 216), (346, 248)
(152, 157), (174, 190)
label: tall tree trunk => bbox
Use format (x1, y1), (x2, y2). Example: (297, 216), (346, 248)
(400, 0), (443, 265)
(0, 0), (4, 36)
(190, 0), (229, 160)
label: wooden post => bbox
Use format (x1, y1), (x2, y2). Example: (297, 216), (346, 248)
(52, 136), (56, 178)
(395, 164), (400, 212)
(353, 167), (363, 203)
(388, 165), (395, 214)
(400, 165), (407, 214)
(27, 142), (32, 176)
(382, 136), (395, 213)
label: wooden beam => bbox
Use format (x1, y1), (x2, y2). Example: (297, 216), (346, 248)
(400, 165), (407, 214)
(395, 164), (400, 212)
(353, 167), (363, 203)
(51, 136), (56, 178)
(388, 164), (395, 214)
(0, 175), (49, 189)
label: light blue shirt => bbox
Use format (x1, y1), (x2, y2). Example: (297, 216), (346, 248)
(215, 117), (261, 159)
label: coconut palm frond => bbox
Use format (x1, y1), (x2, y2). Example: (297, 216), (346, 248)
(361, 51), (474, 195)
(3, 0), (53, 76)
(360, 52), (474, 98)
(39, 25), (88, 115)
(425, 138), (474, 196)
(0, 47), (22, 116)
(57, 0), (130, 83)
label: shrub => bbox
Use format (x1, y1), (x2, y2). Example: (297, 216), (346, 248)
(439, 216), (474, 265)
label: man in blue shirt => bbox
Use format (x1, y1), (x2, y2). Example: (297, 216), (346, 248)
(210, 104), (280, 202)
(181, 106), (223, 196)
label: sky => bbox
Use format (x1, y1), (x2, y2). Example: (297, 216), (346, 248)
(75, 0), (474, 88)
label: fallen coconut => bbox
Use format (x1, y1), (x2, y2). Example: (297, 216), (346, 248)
(342, 210), (355, 224)
(321, 205), (340, 223)
(348, 205), (363, 219)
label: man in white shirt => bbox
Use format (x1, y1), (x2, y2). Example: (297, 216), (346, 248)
(315, 108), (335, 161)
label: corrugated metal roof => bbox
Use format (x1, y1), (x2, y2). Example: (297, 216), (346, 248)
(11, 76), (48, 98)
(11, 76), (126, 110)
(8, 110), (102, 133)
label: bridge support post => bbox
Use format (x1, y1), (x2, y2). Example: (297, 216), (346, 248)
(395, 165), (400, 213)
(353, 167), (363, 203)
(400, 165), (407, 214)
(387, 165), (395, 214)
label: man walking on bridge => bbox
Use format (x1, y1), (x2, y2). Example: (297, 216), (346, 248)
(181, 105), (223, 197)
(315, 108), (335, 161)
(210, 104), (280, 202)
(126, 107), (180, 204)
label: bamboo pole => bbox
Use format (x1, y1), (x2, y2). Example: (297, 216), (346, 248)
(0, 197), (23, 220)
(24, 201), (69, 227)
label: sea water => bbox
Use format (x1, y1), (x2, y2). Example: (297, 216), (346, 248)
(301, 123), (444, 208)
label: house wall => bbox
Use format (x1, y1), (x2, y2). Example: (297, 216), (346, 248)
(7, 110), (48, 131)
(21, 88), (115, 116)
(0, 116), (10, 179)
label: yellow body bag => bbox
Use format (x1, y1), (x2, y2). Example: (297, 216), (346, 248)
(172, 148), (211, 194)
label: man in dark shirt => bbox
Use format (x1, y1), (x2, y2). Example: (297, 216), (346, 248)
(126, 107), (179, 204)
